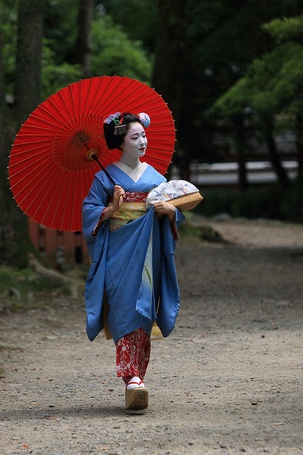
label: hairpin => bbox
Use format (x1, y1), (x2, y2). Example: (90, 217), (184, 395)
(114, 124), (126, 135)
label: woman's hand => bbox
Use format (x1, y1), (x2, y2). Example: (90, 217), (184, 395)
(112, 185), (125, 211)
(152, 201), (176, 222)
(101, 185), (125, 222)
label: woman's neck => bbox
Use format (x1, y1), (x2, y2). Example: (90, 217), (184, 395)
(119, 154), (141, 170)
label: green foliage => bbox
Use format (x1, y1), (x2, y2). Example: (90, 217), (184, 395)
(211, 15), (303, 121)
(41, 41), (82, 98)
(151, 0), (303, 164)
(2, 0), (153, 103)
(91, 16), (152, 82)
(262, 16), (303, 42)
(210, 78), (251, 117)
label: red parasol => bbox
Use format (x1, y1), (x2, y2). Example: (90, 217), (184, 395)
(8, 76), (175, 232)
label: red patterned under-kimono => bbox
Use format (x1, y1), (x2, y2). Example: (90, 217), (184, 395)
(116, 327), (151, 384)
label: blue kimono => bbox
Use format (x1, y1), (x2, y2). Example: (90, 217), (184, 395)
(82, 163), (184, 343)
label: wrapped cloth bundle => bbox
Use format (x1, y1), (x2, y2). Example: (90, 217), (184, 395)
(146, 180), (203, 211)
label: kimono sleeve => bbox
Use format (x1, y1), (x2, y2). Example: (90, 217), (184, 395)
(82, 173), (112, 256)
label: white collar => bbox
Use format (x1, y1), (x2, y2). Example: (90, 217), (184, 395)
(113, 161), (148, 182)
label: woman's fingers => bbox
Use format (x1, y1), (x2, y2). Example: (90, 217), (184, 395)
(153, 201), (176, 214)
(114, 185), (125, 197)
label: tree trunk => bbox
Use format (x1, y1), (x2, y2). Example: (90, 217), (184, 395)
(70, 0), (94, 78)
(264, 122), (290, 188)
(152, 0), (190, 178)
(14, 0), (44, 125)
(152, 0), (188, 130)
(232, 116), (248, 191)
(0, 13), (7, 155)
(0, 0), (45, 267)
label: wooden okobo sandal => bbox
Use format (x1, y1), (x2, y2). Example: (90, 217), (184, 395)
(125, 376), (148, 410)
(125, 387), (148, 410)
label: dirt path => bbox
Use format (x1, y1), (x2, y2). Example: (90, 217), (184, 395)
(1, 219), (303, 455)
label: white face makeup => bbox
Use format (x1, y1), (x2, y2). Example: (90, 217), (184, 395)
(121, 122), (147, 159)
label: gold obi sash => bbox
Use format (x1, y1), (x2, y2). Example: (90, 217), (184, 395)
(108, 191), (148, 232)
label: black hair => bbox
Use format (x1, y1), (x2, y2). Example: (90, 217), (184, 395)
(103, 113), (142, 150)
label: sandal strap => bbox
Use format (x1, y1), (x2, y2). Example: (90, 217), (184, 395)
(128, 380), (144, 386)
(126, 376), (145, 390)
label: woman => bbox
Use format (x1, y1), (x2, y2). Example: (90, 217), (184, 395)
(82, 112), (184, 410)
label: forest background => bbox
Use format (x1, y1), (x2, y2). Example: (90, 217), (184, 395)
(0, 0), (303, 269)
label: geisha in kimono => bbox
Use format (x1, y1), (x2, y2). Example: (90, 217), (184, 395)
(82, 112), (184, 410)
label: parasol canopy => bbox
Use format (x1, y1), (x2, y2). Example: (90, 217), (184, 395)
(8, 76), (176, 232)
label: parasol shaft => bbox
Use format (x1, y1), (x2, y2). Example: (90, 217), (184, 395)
(91, 153), (116, 186)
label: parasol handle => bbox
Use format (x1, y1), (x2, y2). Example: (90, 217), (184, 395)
(90, 153), (116, 186)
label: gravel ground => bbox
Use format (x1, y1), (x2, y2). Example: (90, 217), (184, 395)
(0, 218), (303, 455)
